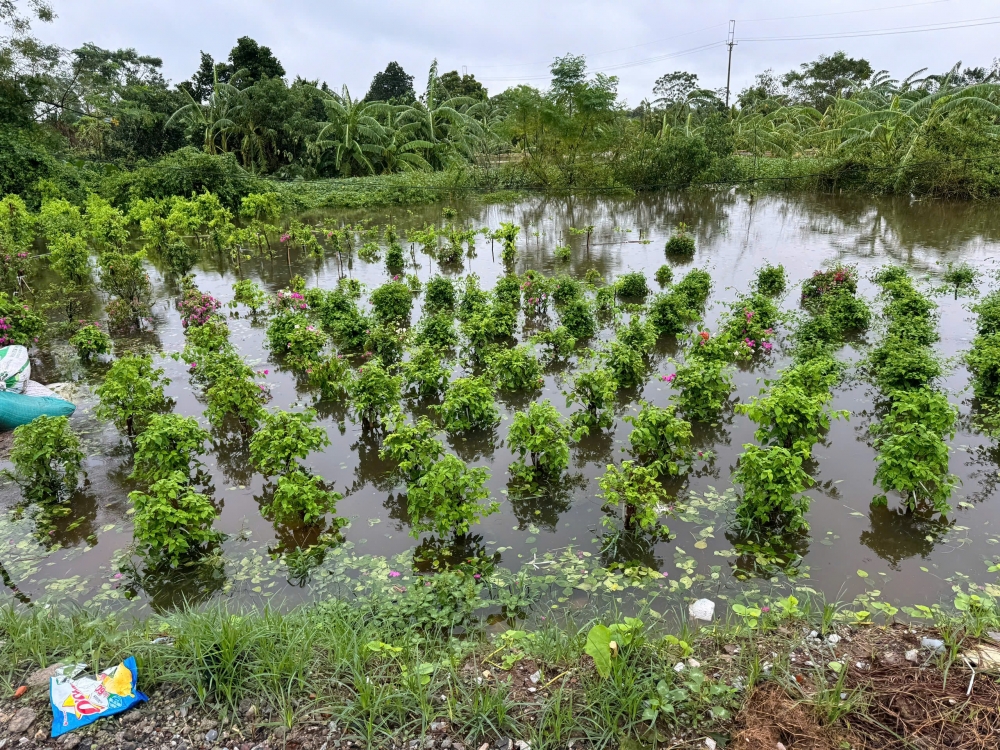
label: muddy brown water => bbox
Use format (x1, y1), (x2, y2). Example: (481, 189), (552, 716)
(3, 189), (1000, 616)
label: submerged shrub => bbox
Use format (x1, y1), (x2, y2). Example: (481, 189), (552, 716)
(802, 264), (857, 305)
(309, 354), (354, 400)
(532, 326), (577, 358)
(7, 416), (84, 504)
(755, 262), (786, 296)
(347, 358), (401, 431)
(568, 366), (618, 429)
(654, 265), (674, 286)
(424, 276), (457, 311)
(130, 471), (219, 565)
(400, 344), (451, 400)
(488, 345), (543, 391)
(436, 376), (499, 432)
(616, 315), (657, 355)
(49, 232), (91, 284)
(649, 292), (694, 336)
(364, 323), (407, 366)
(0, 293), (45, 346)
(98, 251), (153, 331)
(665, 224), (695, 257)
(70, 323), (111, 361)
(370, 281), (413, 327)
(205, 372), (267, 433)
(457, 275), (490, 321)
(872, 388), (957, 514)
(867, 337), (942, 392)
(381, 416), (445, 483)
(493, 274), (521, 308)
(269, 470), (342, 525)
(616, 271), (649, 299)
(551, 275), (584, 305)
(605, 341), (645, 389)
(967, 333), (1000, 399)
(417, 312), (459, 350)
(972, 291), (1000, 337)
(406, 455), (498, 538)
(598, 460), (669, 533)
(673, 269), (712, 308)
(132, 414), (208, 484)
(559, 297), (596, 339)
(624, 403), (692, 476)
(507, 400), (574, 479)
(249, 409), (330, 477)
(95, 354), (172, 437)
(670, 357), (733, 421)
(734, 445), (813, 534)
(232, 279), (267, 313)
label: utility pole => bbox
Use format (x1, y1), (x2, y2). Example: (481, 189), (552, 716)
(725, 20), (736, 108)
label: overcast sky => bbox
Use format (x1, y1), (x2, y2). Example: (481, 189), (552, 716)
(32, 0), (1000, 103)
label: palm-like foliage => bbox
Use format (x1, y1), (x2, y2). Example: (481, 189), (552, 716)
(167, 67), (247, 154)
(310, 86), (389, 175)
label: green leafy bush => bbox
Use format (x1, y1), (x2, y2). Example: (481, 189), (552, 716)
(648, 292), (695, 336)
(755, 262), (786, 296)
(185, 316), (231, 353)
(381, 417), (445, 482)
(654, 265), (674, 286)
(371, 281), (413, 327)
(867, 337), (942, 392)
(38, 198), (84, 240)
(558, 298), (596, 339)
(95, 354), (172, 436)
(665, 224), (695, 257)
(670, 357), (733, 421)
(130, 471), (219, 565)
(132, 414), (208, 484)
(7, 416), (84, 504)
(401, 344), (452, 399)
(872, 388), (957, 513)
(417, 312), (458, 350)
(347, 358), (401, 431)
(424, 276), (457, 310)
(507, 400), (574, 479)
(493, 274), (521, 308)
(406, 455), (498, 538)
(435, 376), (498, 432)
(733, 445), (813, 534)
(205, 372), (267, 433)
(532, 326), (577, 358)
(616, 316), (657, 355)
(598, 461), (669, 532)
(616, 271), (649, 299)
(551, 275), (584, 305)
(284, 323), (328, 368)
(802, 264), (857, 306)
(457, 275), (490, 321)
(98, 251), (152, 331)
(568, 366), (618, 429)
(736, 359), (844, 454)
(0, 293), (45, 346)
(232, 279), (268, 313)
(250, 409), (330, 477)
(942, 262), (978, 298)
(269, 470), (342, 525)
(967, 333), (1000, 399)
(69, 323), (111, 361)
(673, 269), (712, 308)
(363, 323), (406, 366)
(49, 232), (91, 284)
(605, 341), (645, 389)
(309, 354), (354, 400)
(972, 291), (1000, 336)
(266, 310), (309, 354)
(624, 403), (692, 476)
(487, 345), (543, 391)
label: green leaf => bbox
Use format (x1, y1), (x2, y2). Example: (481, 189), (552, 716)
(584, 624), (613, 679)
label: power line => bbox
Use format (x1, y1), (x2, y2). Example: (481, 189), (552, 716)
(741, 14), (1000, 42)
(738, 0), (957, 24)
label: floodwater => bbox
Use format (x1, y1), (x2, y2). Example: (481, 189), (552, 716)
(3, 189), (1000, 615)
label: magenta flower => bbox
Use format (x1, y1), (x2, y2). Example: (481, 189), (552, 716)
(474, 573), (481, 580)
(761, 606), (770, 613)
(280, 233), (291, 243)
(388, 570), (401, 578)
(762, 342), (773, 353)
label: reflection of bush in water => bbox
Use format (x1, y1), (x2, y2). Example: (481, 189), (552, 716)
(725, 530), (810, 581)
(212, 432), (255, 487)
(445, 430), (497, 464)
(38, 490), (99, 549)
(572, 428), (615, 468)
(412, 533), (498, 575)
(348, 433), (396, 493)
(599, 528), (664, 571)
(119, 553), (226, 613)
(507, 474), (582, 531)
(860, 504), (953, 570)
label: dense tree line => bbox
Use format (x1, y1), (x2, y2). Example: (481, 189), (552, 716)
(2, 2), (1000, 205)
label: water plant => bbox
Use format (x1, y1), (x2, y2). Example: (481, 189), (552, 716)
(487, 345), (543, 391)
(507, 400), (576, 480)
(567, 366), (618, 429)
(401, 344), (452, 399)
(654, 265), (673, 286)
(558, 297), (597, 339)
(370, 280), (413, 327)
(6, 416), (84, 504)
(347, 358), (401, 431)
(665, 223), (695, 256)
(269, 471), (342, 525)
(309, 354), (354, 400)
(95, 354), (172, 437)
(406, 455), (498, 538)
(624, 403), (692, 476)
(616, 271), (649, 299)
(69, 323), (111, 361)
(249, 409), (330, 477)
(130, 471), (220, 565)
(132, 414), (209, 484)
(755, 262), (786, 296)
(380, 416), (445, 482)
(733, 444), (813, 534)
(967, 333), (1000, 399)
(597, 461), (669, 532)
(436, 376), (499, 432)
(605, 341), (645, 389)
(205, 372), (268, 434)
(424, 276), (457, 311)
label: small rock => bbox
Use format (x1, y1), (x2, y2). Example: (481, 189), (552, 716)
(478, 744), (489, 750)
(808, 630), (818, 639)
(882, 652), (900, 666)
(704, 739), (717, 750)
(8, 708), (37, 735)
(33, 731), (45, 742)
(425, 737), (436, 749)
(430, 722), (448, 732)
(687, 658), (701, 668)
(827, 634), (841, 644)
(905, 649), (920, 663)
(61, 736), (80, 749)
(453, 744), (465, 750)
(921, 638), (945, 653)
(688, 598), (715, 622)
(673, 662), (685, 672)
(528, 670), (541, 684)
(987, 631), (1000, 643)
(206, 729), (219, 742)
(25, 663), (64, 688)
(527, 687), (536, 693)
(515, 742), (531, 750)
(777, 743), (788, 750)
(722, 644), (739, 655)
(441, 739), (452, 749)
(495, 740), (512, 750)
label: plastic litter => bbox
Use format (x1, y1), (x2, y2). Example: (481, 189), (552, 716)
(921, 637), (945, 653)
(0, 345), (30, 393)
(49, 657), (147, 737)
(688, 598), (715, 621)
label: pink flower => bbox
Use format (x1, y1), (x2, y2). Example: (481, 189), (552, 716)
(388, 570), (401, 578)
(113, 572), (123, 579)
(280, 233), (291, 243)
(661, 373), (676, 383)
(662, 571), (669, 577)
(762, 342), (773, 353)
(189, 362), (197, 369)
(761, 606), (770, 613)
(264, 369), (269, 375)
(473, 573), (481, 580)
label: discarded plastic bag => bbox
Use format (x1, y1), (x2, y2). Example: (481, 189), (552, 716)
(50, 657), (147, 737)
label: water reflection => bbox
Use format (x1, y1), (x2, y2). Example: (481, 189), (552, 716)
(860, 505), (954, 570)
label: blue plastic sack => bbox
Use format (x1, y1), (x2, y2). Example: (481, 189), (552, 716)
(0, 390), (75, 431)
(50, 657), (148, 738)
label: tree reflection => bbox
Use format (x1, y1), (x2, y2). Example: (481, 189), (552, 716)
(725, 530), (810, 581)
(859, 504), (953, 570)
(118, 549), (227, 613)
(412, 533), (499, 575)
(507, 472), (584, 531)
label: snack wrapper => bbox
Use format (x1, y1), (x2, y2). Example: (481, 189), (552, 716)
(50, 657), (147, 737)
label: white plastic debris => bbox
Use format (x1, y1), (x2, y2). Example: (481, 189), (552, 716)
(827, 634), (841, 644)
(905, 649), (920, 663)
(673, 662), (685, 673)
(704, 739), (717, 750)
(688, 598), (716, 622)
(921, 638), (945, 653)
(528, 671), (541, 684)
